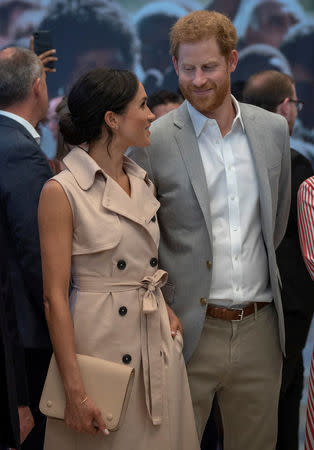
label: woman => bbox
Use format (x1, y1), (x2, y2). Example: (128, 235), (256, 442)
(38, 68), (199, 450)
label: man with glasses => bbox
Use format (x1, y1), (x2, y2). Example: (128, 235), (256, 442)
(243, 70), (313, 450)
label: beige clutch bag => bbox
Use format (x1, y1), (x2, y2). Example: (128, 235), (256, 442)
(39, 353), (135, 431)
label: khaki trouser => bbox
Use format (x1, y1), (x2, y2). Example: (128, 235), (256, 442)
(187, 303), (282, 450)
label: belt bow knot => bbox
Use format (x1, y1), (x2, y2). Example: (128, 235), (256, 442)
(140, 269), (168, 425)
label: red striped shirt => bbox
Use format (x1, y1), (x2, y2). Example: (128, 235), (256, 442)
(298, 176), (314, 281)
(298, 176), (314, 450)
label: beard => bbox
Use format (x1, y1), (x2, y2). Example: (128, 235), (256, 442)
(179, 74), (230, 116)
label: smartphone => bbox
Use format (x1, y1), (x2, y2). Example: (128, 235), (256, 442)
(33, 30), (54, 69)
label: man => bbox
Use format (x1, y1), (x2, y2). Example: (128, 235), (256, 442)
(0, 195), (34, 450)
(130, 10), (290, 450)
(281, 22), (314, 169)
(243, 70), (313, 450)
(147, 90), (182, 120)
(0, 47), (52, 449)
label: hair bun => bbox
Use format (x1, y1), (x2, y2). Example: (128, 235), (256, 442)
(59, 112), (87, 145)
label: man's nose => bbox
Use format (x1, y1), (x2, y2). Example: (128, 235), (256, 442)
(193, 68), (207, 87)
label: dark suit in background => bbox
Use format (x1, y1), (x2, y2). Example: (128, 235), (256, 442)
(276, 149), (314, 450)
(0, 195), (27, 449)
(0, 115), (52, 449)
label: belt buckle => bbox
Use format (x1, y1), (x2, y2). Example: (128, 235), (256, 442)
(233, 308), (244, 321)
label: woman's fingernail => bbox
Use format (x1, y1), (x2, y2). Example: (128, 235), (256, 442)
(171, 330), (176, 335)
(103, 428), (110, 436)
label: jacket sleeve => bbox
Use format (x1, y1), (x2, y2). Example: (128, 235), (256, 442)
(2, 135), (52, 316)
(274, 121), (291, 250)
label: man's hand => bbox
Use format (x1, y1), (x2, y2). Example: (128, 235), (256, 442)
(166, 303), (183, 338)
(29, 36), (58, 72)
(18, 406), (34, 443)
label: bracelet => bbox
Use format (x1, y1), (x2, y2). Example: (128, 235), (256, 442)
(80, 396), (88, 405)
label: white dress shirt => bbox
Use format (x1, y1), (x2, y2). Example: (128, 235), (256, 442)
(187, 97), (272, 307)
(0, 110), (40, 144)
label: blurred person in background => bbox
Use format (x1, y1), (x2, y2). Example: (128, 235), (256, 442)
(243, 70), (314, 450)
(281, 21), (314, 168)
(133, 2), (187, 95)
(148, 90), (182, 120)
(38, 1), (138, 98)
(234, 0), (305, 50)
(0, 0), (46, 49)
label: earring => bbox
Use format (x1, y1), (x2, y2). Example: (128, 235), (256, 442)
(115, 125), (119, 130)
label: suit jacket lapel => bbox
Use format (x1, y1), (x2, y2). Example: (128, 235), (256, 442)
(173, 103), (213, 242)
(240, 103), (272, 244)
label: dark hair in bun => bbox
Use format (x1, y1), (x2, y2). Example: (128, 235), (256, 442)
(59, 68), (139, 146)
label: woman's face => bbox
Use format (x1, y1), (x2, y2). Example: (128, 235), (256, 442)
(117, 82), (155, 148)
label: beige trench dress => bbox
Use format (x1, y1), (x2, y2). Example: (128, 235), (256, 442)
(44, 147), (199, 450)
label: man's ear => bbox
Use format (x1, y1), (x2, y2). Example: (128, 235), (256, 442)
(32, 77), (41, 98)
(104, 111), (119, 130)
(228, 49), (238, 73)
(276, 98), (289, 118)
(172, 56), (179, 75)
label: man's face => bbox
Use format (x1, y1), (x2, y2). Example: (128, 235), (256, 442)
(246, 2), (298, 48)
(173, 38), (237, 117)
(286, 83), (298, 135)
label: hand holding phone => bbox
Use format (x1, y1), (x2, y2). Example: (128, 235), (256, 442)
(31, 30), (57, 72)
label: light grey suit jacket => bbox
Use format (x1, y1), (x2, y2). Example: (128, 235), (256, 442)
(129, 100), (291, 362)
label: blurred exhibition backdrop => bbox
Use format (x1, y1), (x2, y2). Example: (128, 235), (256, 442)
(1, 0), (314, 447)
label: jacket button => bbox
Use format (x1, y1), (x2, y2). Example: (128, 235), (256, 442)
(200, 297), (207, 306)
(122, 354), (132, 364)
(117, 260), (126, 270)
(151, 216), (156, 222)
(206, 260), (212, 269)
(150, 257), (158, 267)
(119, 306), (127, 316)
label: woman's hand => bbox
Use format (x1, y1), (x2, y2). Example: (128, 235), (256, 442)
(29, 36), (58, 72)
(166, 303), (183, 338)
(65, 395), (109, 436)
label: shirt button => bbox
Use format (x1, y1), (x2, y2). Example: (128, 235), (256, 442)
(150, 257), (158, 267)
(151, 216), (156, 222)
(122, 354), (132, 364)
(231, 196), (235, 201)
(117, 260), (126, 270)
(206, 260), (212, 269)
(119, 306), (128, 316)
(200, 297), (207, 306)
(236, 287), (239, 292)
(234, 256), (238, 261)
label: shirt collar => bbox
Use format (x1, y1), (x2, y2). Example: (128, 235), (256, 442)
(187, 95), (245, 138)
(63, 146), (149, 191)
(0, 110), (41, 144)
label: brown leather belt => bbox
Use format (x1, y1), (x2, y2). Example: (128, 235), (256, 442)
(206, 302), (269, 321)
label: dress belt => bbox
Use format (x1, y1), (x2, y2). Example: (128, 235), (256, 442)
(72, 269), (168, 426)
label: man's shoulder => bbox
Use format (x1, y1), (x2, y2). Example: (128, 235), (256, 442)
(239, 102), (286, 126)
(151, 101), (189, 134)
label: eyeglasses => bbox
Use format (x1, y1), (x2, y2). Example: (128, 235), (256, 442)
(288, 99), (304, 112)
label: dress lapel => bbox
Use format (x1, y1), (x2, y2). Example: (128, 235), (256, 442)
(64, 148), (160, 245)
